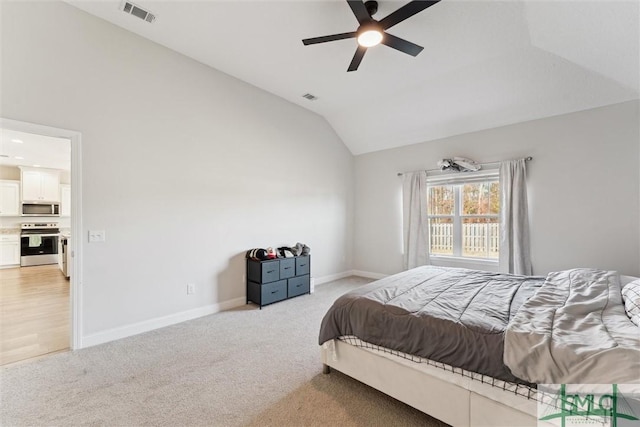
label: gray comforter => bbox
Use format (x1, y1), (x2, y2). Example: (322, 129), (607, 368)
(319, 265), (543, 384)
(504, 268), (640, 384)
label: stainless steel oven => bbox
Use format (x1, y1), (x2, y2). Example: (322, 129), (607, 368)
(20, 222), (60, 267)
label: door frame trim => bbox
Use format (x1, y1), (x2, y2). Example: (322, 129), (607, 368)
(0, 118), (84, 350)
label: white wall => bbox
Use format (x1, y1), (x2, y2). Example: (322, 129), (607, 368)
(0, 2), (354, 342)
(354, 101), (640, 277)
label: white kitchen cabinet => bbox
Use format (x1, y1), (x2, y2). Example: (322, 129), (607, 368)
(0, 180), (20, 216)
(20, 167), (60, 202)
(0, 235), (20, 267)
(60, 184), (71, 217)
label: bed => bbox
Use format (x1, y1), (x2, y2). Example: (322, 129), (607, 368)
(318, 266), (640, 427)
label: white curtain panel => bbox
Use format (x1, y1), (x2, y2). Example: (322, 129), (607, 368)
(402, 171), (430, 270)
(499, 159), (533, 275)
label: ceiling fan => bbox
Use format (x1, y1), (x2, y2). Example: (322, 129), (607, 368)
(302, 0), (441, 72)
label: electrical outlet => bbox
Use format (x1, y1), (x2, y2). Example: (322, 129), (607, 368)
(88, 230), (106, 243)
(187, 283), (195, 295)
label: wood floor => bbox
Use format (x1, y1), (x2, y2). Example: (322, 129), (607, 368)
(0, 264), (70, 365)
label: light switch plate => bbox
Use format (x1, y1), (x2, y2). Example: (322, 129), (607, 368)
(88, 230), (106, 243)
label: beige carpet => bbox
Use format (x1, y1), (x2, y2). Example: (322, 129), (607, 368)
(1, 276), (449, 426)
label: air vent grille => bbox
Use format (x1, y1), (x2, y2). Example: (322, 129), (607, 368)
(302, 93), (318, 101)
(121, 1), (156, 23)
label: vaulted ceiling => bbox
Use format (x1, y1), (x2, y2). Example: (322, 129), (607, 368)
(67, 0), (639, 155)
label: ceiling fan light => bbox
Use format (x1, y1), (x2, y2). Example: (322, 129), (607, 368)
(357, 29), (383, 47)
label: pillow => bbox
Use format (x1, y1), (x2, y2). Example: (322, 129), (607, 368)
(621, 279), (640, 326)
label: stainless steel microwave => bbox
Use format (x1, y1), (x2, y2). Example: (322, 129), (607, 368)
(22, 203), (60, 216)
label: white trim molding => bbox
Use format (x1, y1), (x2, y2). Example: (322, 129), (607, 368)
(84, 270), (388, 348)
(82, 297), (246, 348)
(313, 271), (354, 285)
(350, 270), (388, 280)
(314, 270), (389, 286)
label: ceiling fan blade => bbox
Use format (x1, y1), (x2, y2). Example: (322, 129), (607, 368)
(347, 46), (367, 72)
(382, 33), (424, 56)
(379, 0), (440, 30)
(347, 0), (371, 24)
(302, 32), (357, 45)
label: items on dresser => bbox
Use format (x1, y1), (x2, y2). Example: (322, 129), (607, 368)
(246, 256), (311, 309)
(247, 242), (311, 261)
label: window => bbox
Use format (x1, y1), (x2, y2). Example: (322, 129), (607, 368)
(427, 175), (500, 260)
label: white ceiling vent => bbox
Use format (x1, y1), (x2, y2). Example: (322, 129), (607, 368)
(302, 93), (318, 101)
(121, 1), (156, 23)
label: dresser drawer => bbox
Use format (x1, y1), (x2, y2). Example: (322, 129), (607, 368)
(295, 256), (310, 276)
(288, 275), (310, 298)
(261, 280), (287, 305)
(247, 259), (280, 284)
(280, 258), (295, 279)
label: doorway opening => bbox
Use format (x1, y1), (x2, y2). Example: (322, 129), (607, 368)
(0, 119), (82, 365)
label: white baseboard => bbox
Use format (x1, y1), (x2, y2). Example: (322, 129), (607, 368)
(350, 270), (388, 280)
(81, 297), (245, 349)
(81, 270), (388, 349)
(314, 270), (388, 286)
(314, 271), (354, 285)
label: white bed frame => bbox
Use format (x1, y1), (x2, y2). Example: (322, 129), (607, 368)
(321, 339), (541, 427)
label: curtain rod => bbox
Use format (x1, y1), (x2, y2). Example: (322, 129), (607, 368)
(396, 156), (533, 177)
